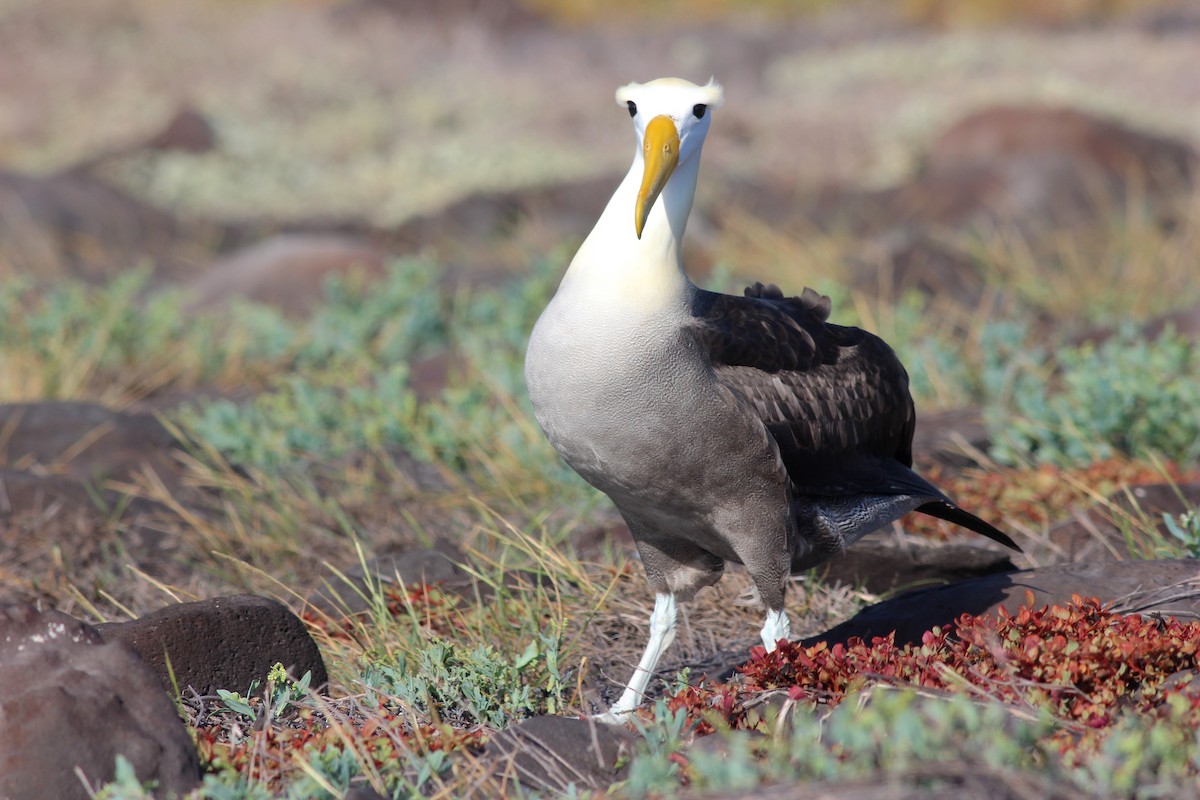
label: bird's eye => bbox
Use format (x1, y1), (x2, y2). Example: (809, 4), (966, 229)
(627, 101), (637, 117)
(692, 104), (707, 119)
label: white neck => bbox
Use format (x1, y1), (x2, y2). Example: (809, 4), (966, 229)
(559, 145), (701, 313)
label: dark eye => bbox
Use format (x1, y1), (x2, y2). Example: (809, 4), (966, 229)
(692, 104), (707, 119)
(627, 101), (637, 117)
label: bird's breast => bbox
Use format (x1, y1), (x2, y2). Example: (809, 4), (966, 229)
(524, 293), (785, 522)
(527, 298), (706, 487)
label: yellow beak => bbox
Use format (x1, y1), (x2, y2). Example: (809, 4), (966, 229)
(635, 115), (680, 239)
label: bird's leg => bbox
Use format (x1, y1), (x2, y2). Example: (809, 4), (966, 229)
(595, 592), (678, 723)
(760, 607), (791, 651)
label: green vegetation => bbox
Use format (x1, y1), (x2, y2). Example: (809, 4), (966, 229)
(985, 326), (1200, 467)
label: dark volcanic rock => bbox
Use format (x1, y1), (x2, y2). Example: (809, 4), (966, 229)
(808, 559), (1200, 648)
(483, 715), (637, 795)
(0, 604), (200, 800)
(183, 233), (387, 317)
(71, 106), (218, 173)
(0, 401), (179, 485)
(97, 594), (328, 696)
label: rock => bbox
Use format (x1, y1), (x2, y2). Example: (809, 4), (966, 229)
(1041, 482), (1200, 564)
(0, 169), (193, 282)
(332, 0), (545, 33)
(183, 233), (387, 317)
(97, 594), (328, 696)
(848, 232), (987, 307)
(0, 401), (180, 486)
(807, 559), (1200, 648)
(390, 175), (619, 283)
(912, 407), (992, 472)
(142, 107), (219, 155)
(482, 715), (638, 795)
(925, 105), (1196, 195)
(0, 604), (200, 800)
(70, 106), (218, 173)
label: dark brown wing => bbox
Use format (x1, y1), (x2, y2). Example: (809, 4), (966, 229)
(688, 283), (917, 494)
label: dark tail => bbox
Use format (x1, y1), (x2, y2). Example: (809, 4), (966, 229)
(917, 501), (1021, 552)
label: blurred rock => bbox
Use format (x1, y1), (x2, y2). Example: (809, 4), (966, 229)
(0, 169), (188, 281)
(856, 154), (1115, 235)
(848, 231), (987, 309)
(0, 604), (201, 800)
(925, 105), (1197, 194)
(482, 715), (637, 795)
(391, 175), (617, 283)
(0, 401), (179, 485)
(72, 106), (218, 174)
(912, 407), (992, 472)
(142, 107), (218, 155)
(332, 0), (545, 33)
(183, 233), (386, 316)
(98, 594), (328, 696)
(0, 403), (182, 576)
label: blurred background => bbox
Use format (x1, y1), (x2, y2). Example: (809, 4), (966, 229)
(3, 0), (1199, 295)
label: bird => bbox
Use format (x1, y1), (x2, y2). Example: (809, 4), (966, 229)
(523, 77), (1018, 721)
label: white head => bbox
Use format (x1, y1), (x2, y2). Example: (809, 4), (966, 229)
(614, 78), (724, 238)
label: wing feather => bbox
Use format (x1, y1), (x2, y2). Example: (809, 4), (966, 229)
(689, 286), (916, 492)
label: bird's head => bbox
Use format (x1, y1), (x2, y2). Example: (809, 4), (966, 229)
(616, 77), (723, 239)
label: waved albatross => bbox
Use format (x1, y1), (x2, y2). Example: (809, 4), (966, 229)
(524, 77), (1018, 720)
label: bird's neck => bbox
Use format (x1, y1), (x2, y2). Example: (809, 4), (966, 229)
(561, 148), (701, 313)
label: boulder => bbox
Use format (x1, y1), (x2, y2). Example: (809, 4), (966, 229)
(0, 604), (200, 799)
(0, 401), (179, 486)
(0, 169), (189, 282)
(925, 105), (1196, 194)
(97, 594), (328, 696)
(183, 233), (387, 317)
